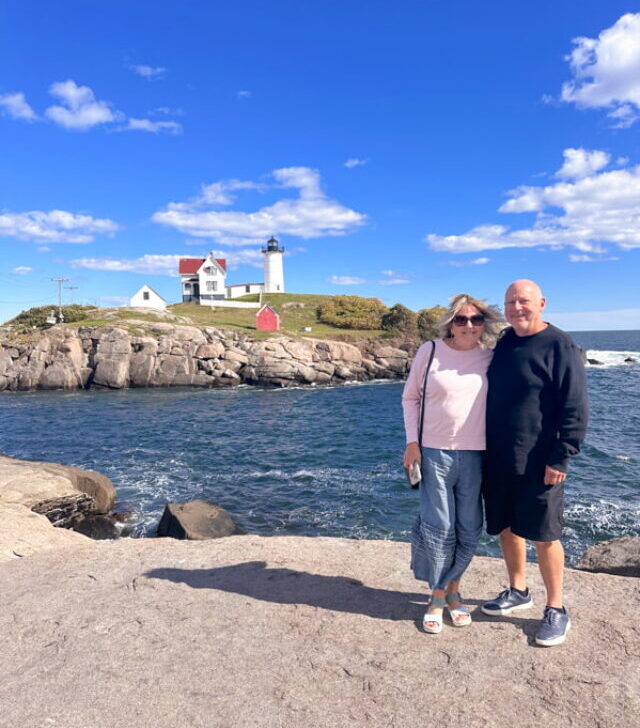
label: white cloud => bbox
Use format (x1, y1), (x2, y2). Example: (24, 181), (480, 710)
(0, 92), (38, 121)
(37, 246), (50, 253)
(328, 275), (368, 285)
(546, 308), (640, 331)
(153, 167), (367, 245)
(11, 266), (33, 275)
(344, 158), (367, 168)
(445, 257), (490, 267)
(45, 80), (120, 130)
(149, 106), (184, 116)
(560, 13), (640, 127)
(556, 148), (610, 179)
(70, 254), (181, 276)
(125, 118), (182, 135)
(70, 249), (265, 276)
(0, 209), (120, 243)
(237, 90), (252, 98)
(327, 272), (410, 286)
(169, 180), (268, 211)
(131, 64), (166, 79)
(1, 81), (185, 135)
(427, 151), (640, 254)
(379, 269), (410, 284)
(212, 248), (264, 269)
(568, 253), (619, 262)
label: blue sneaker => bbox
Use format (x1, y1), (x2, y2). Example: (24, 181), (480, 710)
(481, 587), (534, 616)
(535, 607), (571, 647)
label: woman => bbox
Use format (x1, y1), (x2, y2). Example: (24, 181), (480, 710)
(402, 293), (502, 633)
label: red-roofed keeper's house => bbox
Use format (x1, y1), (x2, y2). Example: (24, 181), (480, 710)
(179, 253), (227, 303)
(256, 304), (280, 331)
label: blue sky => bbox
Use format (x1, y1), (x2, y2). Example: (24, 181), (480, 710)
(1, 1), (640, 330)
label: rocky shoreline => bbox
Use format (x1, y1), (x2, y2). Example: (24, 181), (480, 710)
(0, 322), (417, 392)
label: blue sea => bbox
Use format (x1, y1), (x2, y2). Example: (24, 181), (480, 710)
(1, 330), (638, 564)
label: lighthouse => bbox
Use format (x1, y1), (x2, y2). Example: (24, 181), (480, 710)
(262, 236), (285, 293)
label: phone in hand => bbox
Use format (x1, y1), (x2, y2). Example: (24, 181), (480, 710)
(405, 462), (422, 488)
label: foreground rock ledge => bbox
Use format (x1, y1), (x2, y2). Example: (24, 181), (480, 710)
(0, 454), (117, 559)
(1, 536), (638, 728)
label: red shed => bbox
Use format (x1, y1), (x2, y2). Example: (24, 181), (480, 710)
(256, 304), (280, 331)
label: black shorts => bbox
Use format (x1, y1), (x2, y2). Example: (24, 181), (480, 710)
(482, 467), (564, 542)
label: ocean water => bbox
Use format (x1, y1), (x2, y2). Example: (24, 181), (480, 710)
(0, 330), (638, 565)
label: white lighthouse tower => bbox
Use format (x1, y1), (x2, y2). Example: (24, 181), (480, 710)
(262, 236), (285, 293)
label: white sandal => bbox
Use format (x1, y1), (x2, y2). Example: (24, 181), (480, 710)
(423, 596), (446, 634)
(446, 592), (472, 627)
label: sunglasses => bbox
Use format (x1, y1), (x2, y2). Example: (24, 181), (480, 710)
(453, 314), (485, 326)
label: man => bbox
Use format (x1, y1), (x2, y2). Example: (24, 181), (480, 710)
(481, 280), (588, 646)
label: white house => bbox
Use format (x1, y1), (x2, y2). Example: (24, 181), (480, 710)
(178, 237), (285, 306)
(129, 285), (167, 310)
(179, 252), (227, 303)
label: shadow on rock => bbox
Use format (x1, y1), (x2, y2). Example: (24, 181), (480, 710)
(468, 607), (541, 643)
(144, 560), (427, 622)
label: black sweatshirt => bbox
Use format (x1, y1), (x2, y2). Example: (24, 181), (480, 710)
(486, 324), (588, 475)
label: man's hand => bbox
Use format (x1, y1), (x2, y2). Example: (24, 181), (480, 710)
(544, 465), (566, 486)
(403, 442), (421, 470)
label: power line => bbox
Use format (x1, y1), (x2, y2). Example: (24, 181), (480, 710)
(65, 285), (78, 304)
(51, 277), (69, 321)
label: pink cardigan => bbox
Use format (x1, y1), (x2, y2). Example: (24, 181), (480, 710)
(402, 339), (493, 451)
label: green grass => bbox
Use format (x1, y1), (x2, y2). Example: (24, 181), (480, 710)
(169, 294), (387, 340)
(3, 294), (391, 342)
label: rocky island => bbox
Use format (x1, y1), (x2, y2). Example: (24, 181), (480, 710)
(0, 321), (416, 391)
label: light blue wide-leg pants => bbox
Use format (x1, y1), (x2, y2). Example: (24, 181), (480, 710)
(410, 447), (483, 590)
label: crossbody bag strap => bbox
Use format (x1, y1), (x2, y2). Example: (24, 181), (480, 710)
(417, 340), (436, 447)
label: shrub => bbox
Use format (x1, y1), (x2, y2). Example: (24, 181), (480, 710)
(317, 296), (388, 330)
(381, 304), (419, 337)
(417, 306), (447, 341)
(6, 304), (98, 329)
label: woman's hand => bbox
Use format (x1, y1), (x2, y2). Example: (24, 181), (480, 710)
(403, 442), (421, 469)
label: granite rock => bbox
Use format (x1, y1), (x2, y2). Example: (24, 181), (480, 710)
(0, 324), (415, 391)
(0, 535), (637, 728)
(157, 499), (245, 540)
(576, 536), (640, 577)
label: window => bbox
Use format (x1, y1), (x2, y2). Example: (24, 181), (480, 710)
(185, 283), (191, 292)
(245, 285), (250, 293)
(206, 281), (218, 292)
(143, 291), (149, 300)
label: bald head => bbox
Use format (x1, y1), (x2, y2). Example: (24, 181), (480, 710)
(506, 279), (543, 301)
(504, 279), (547, 337)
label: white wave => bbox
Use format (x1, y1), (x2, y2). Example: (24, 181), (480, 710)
(565, 499), (640, 530)
(585, 349), (639, 367)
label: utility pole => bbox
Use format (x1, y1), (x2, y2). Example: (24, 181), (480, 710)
(51, 277), (69, 322)
(65, 285), (78, 304)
